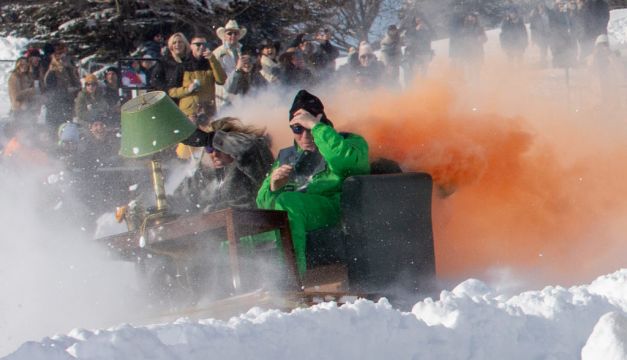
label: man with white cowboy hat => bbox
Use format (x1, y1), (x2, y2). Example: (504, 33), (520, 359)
(213, 19), (247, 109)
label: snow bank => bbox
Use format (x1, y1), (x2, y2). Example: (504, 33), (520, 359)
(4, 269), (626, 360)
(581, 311), (627, 360)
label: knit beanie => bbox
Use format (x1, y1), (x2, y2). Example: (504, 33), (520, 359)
(289, 90), (333, 126)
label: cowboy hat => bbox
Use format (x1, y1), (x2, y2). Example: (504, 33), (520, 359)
(216, 20), (247, 41)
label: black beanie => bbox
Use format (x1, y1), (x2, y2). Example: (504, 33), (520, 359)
(289, 90), (332, 126)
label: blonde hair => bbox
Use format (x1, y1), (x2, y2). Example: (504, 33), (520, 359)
(13, 57), (28, 72)
(211, 117), (265, 137)
(83, 73), (98, 83)
(167, 32), (190, 61)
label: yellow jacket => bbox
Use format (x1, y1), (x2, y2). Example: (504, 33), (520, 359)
(8, 71), (36, 113)
(168, 55), (227, 117)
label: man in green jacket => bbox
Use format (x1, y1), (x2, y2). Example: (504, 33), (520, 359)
(256, 90), (370, 275)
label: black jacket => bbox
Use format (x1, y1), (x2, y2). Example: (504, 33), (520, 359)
(150, 51), (185, 93)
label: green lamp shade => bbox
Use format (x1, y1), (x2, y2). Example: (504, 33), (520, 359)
(119, 91), (196, 158)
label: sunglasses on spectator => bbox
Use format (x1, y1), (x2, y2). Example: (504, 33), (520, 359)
(85, 82), (97, 86)
(226, 31), (239, 36)
(192, 42), (207, 47)
(290, 124), (307, 134)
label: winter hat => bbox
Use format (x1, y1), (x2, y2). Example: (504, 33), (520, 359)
(595, 34), (609, 46)
(289, 90), (333, 126)
(258, 38), (281, 53)
(58, 122), (80, 144)
(24, 48), (41, 58)
(105, 66), (119, 75)
(258, 38), (273, 49)
(217, 20), (247, 41)
(290, 33), (314, 48)
(141, 51), (157, 59)
(358, 41), (374, 57)
(42, 42), (55, 56)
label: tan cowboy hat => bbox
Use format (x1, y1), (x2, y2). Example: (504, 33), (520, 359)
(216, 20), (247, 41)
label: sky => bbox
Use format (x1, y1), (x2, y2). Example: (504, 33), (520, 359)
(1, 8), (627, 360)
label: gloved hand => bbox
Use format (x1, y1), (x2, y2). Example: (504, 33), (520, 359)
(188, 79), (200, 93)
(181, 128), (214, 147)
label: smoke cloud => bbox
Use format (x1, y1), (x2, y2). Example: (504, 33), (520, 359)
(313, 56), (627, 287)
(0, 160), (147, 357)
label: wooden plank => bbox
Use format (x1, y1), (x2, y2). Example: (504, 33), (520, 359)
(97, 208), (302, 294)
(225, 208), (242, 291)
(99, 209), (289, 251)
(277, 213), (301, 291)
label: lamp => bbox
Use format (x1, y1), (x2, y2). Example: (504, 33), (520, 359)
(120, 91), (196, 222)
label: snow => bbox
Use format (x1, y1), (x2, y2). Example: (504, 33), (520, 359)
(2, 270), (626, 360)
(2, 9), (627, 360)
(582, 312), (627, 360)
(58, 19), (81, 32)
(608, 8), (627, 49)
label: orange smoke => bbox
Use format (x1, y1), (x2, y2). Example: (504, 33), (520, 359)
(319, 61), (627, 285)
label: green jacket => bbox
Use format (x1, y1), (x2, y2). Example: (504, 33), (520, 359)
(257, 123), (370, 208)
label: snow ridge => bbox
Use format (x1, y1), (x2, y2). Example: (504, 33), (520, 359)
(5, 269), (627, 360)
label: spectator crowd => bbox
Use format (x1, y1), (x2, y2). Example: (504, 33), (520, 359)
(0, 0), (619, 243)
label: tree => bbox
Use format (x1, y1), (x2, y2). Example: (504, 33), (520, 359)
(404, 0), (533, 40)
(311, 0), (401, 48)
(608, 0), (627, 8)
(211, 0), (317, 52)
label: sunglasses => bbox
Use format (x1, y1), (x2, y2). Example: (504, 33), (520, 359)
(85, 82), (97, 86)
(225, 31), (239, 36)
(192, 42), (207, 47)
(290, 124), (307, 134)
